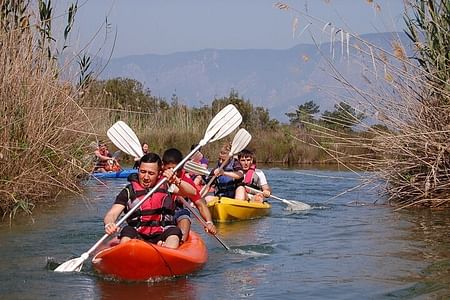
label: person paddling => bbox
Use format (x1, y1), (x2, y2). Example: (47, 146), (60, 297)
(238, 148), (271, 202)
(205, 142), (246, 202)
(162, 148), (217, 243)
(94, 142), (120, 173)
(103, 153), (182, 249)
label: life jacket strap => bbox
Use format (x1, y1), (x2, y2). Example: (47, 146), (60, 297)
(139, 220), (176, 227)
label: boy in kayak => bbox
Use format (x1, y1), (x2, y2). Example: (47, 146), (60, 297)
(162, 148), (217, 243)
(103, 153), (182, 249)
(238, 149), (271, 202)
(205, 142), (246, 201)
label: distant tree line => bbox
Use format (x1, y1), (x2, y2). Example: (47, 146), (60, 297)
(86, 77), (368, 132)
(285, 100), (366, 131)
(81, 77), (372, 167)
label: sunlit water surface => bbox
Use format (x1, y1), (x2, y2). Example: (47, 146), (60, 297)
(0, 168), (449, 299)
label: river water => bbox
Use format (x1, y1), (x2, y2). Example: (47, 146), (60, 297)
(0, 168), (449, 299)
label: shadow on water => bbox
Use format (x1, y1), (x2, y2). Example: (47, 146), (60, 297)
(95, 277), (199, 300)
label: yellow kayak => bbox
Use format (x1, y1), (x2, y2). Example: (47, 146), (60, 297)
(207, 197), (271, 222)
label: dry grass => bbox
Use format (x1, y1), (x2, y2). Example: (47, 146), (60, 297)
(0, 25), (93, 218)
(307, 40), (450, 208)
(275, 1), (450, 208)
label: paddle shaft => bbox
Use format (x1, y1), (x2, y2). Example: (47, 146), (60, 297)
(245, 185), (289, 204)
(177, 197), (230, 251)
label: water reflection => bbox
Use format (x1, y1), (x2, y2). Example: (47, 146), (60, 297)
(95, 277), (198, 300)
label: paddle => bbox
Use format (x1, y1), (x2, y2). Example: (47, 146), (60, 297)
(106, 121), (144, 159)
(105, 120), (233, 251)
(177, 197), (230, 250)
(184, 161), (311, 211)
(111, 150), (121, 159)
(200, 128), (252, 197)
(55, 104), (242, 273)
(245, 186), (311, 211)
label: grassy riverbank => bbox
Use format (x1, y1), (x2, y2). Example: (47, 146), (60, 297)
(81, 78), (372, 166)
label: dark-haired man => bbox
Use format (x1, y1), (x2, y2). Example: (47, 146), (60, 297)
(238, 148), (271, 203)
(103, 153), (182, 249)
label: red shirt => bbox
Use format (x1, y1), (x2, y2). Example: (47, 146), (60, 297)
(180, 170), (201, 202)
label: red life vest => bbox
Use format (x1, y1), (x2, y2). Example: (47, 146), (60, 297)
(244, 164), (256, 185)
(125, 177), (176, 236)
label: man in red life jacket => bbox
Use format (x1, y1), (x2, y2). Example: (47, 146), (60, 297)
(162, 148), (217, 243)
(238, 149), (271, 203)
(103, 153), (182, 249)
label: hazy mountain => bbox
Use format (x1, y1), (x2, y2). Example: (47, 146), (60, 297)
(100, 32), (409, 121)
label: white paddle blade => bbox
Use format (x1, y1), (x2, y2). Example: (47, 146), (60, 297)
(107, 121), (143, 158)
(285, 201), (311, 211)
(200, 105), (242, 145)
(54, 255), (86, 272)
(230, 128), (252, 155)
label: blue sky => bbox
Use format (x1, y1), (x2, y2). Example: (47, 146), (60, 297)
(58, 0), (406, 58)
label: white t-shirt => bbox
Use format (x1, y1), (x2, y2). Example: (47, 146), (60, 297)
(253, 169), (268, 186)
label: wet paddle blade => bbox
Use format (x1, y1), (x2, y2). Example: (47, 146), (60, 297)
(280, 198), (311, 211)
(54, 252), (88, 272)
(107, 121), (143, 158)
(200, 105), (242, 145)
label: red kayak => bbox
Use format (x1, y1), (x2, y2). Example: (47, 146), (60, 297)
(92, 231), (208, 281)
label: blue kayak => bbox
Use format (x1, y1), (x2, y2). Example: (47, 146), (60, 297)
(92, 168), (137, 179)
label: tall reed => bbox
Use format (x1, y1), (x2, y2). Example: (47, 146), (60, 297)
(0, 3), (92, 217)
(275, 1), (450, 208)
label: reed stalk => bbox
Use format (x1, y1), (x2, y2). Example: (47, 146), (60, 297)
(0, 1), (93, 217)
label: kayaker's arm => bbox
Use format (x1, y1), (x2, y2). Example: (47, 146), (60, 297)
(104, 204), (125, 235)
(163, 168), (197, 197)
(261, 184), (271, 198)
(214, 168), (243, 180)
(194, 199), (217, 235)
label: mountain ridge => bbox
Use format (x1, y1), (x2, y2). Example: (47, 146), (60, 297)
(99, 32), (409, 121)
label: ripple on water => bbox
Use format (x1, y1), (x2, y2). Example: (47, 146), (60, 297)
(1, 168), (450, 299)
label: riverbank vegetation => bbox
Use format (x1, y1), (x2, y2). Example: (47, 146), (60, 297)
(3, 0), (447, 217)
(277, 0), (450, 208)
(81, 78), (371, 166)
(0, 0), (370, 218)
(0, 1), (93, 217)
